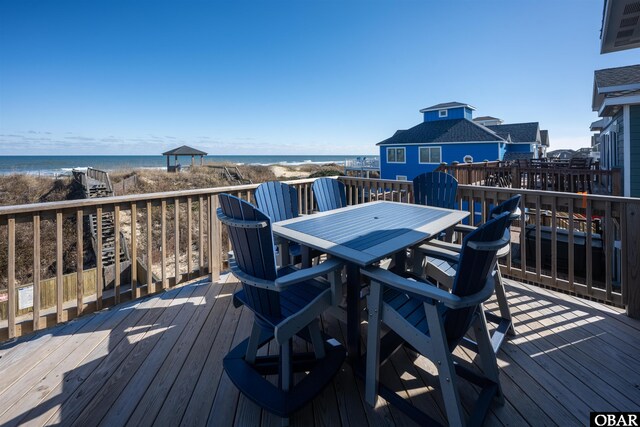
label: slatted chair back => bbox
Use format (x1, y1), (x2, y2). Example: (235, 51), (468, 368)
(445, 212), (511, 348)
(412, 172), (458, 209)
(312, 178), (347, 212)
(254, 181), (299, 222)
(218, 193), (281, 319)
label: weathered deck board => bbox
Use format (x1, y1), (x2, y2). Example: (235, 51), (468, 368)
(0, 274), (639, 426)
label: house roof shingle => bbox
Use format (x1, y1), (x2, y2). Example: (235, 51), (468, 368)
(486, 122), (540, 143)
(594, 64), (640, 89)
(419, 102), (476, 113)
(593, 65), (640, 115)
(377, 118), (505, 146)
(473, 116), (502, 122)
(162, 145), (208, 156)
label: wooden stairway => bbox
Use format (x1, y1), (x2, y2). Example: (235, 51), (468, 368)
(73, 168), (131, 288)
(224, 166), (252, 185)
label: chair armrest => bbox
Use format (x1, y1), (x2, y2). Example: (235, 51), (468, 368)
(414, 244), (461, 264)
(275, 258), (344, 289)
(420, 239), (462, 254)
(453, 223), (477, 235)
(361, 266), (495, 309)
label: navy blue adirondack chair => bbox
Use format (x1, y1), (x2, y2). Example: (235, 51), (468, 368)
(217, 194), (345, 420)
(417, 194), (522, 351)
(312, 178), (347, 212)
(412, 171), (459, 242)
(412, 171), (458, 209)
(255, 181), (305, 266)
(362, 212), (511, 426)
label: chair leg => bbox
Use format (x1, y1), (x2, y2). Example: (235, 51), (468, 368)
(424, 302), (465, 426)
(308, 320), (326, 359)
(365, 281), (383, 406)
(473, 307), (504, 404)
(494, 266), (515, 336)
(245, 322), (262, 364)
(279, 339), (293, 392)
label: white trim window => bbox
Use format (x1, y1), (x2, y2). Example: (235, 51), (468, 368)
(386, 147), (406, 163)
(419, 146), (442, 164)
(396, 175), (408, 181)
(438, 110), (448, 118)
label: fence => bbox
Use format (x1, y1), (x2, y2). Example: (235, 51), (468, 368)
(1, 175), (638, 341)
(0, 178), (320, 341)
(338, 176), (640, 318)
(436, 162), (622, 195)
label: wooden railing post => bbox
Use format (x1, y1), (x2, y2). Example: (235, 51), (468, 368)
(612, 167), (622, 196)
(624, 201), (640, 318)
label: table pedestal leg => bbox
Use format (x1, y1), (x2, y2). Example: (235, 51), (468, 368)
(346, 263), (361, 365)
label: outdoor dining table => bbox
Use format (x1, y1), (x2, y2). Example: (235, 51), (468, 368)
(272, 200), (469, 364)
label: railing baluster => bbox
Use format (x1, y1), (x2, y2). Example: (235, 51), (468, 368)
(519, 195), (527, 278)
(146, 201), (153, 295)
(114, 205), (121, 304)
(161, 200), (167, 289)
(551, 197), (557, 283)
(586, 200), (593, 295)
(568, 200), (575, 290)
(174, 199), (180, 286)
(605, 202), (613, 301)
(76, 209), (84, 316)
(56, 211), (63, 322)
(198, 196), (205, 275)
(534, 195), (542, 281)
(187, 197), (193, 280)
(8, 215), (16, 339)
(33, 213), (41, 331)
(131, 202), (137, 298)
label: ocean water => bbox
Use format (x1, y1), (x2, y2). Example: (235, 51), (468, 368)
(0, 155), (365, 176)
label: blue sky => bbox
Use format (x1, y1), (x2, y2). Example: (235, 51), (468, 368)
(0, 0), (638, 156)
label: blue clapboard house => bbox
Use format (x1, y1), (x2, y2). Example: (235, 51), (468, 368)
(378, 102), (543, 181)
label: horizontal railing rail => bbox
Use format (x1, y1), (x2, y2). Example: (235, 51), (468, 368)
(0, 177), (322, 341)
(338, 176), (640, 318)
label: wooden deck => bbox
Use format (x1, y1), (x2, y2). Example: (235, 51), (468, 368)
(0, 274), (639, 426)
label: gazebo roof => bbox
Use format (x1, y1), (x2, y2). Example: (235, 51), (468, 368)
(162, 145), (208, 156)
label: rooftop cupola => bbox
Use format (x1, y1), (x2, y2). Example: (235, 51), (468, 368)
(419, 102), (475, 122)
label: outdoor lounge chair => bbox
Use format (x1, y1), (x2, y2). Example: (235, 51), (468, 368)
(362, 212), (511, 426)
(415, 194), (522, 352)
(217, 194), (346, 421)
(312, 177), (347, 212)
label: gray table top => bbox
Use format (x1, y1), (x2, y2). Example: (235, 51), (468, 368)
(272, 201), (469, 267)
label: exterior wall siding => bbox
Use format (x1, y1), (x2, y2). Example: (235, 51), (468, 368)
(380, 142), (501, 180)
(422, 107), (472, 122)
(629, 105), (640, 197)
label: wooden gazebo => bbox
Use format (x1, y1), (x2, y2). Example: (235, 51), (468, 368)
(162, 145), (208, 172)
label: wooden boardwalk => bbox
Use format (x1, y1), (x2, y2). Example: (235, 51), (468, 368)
(0, 274), (639, 426)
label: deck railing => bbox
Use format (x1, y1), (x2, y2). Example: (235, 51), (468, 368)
(338, 176), (640, 318)
(436, 162), (622, 195)
(0, 178), (321, 341)
(1, 175), (639, 341)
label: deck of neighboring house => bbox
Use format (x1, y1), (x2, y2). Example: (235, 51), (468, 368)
(0, 273), (638, 427)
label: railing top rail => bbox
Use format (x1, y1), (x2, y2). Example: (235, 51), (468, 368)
(337, 176), (637, 204)
(0, 176), (326, 216)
